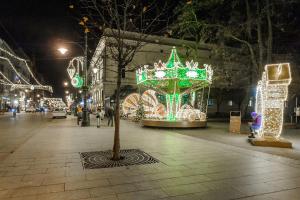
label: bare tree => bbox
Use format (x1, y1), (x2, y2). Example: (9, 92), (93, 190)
(77, 0), (169, 160)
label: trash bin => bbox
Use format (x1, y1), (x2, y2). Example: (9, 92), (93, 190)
(229, 111), (241, 133)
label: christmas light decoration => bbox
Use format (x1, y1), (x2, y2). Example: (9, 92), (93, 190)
(136, 47), (212, 127)
(67, 57), (84, 88)
(122, 90), (167, 119)
(122, 93), (140, 118)
(0, 47), (42, 85)
(71, 74), (83, 88)
(255, 63), (291, 139)
(0, 56), (30, 84)
(0, 47), (53, 93)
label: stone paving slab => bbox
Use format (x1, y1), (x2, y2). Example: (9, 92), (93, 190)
(0, 114), (300, 199)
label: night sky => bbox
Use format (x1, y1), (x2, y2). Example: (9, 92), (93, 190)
(0, 0), (82, 97)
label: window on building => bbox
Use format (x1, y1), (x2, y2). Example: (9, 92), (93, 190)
(208, 99), (214, 106)
(228, 100), (233, 106)
(248, 99), (253, 107)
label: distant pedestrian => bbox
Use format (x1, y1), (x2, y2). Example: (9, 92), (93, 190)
(107, 105), (114, 127)
(77, 105), (83, 125)
(96, 107), (102, 128)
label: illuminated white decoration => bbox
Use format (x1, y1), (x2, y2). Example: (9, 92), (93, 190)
(42, 98), (66, 109)
(122, 90), (167, 119)
(67, 66), (76, 79)
(0, 47), (53, 93)
(186, 60), (198, 69)
(0, 56), (30, 84)
(176, 104), (206, 121)
(122, 93), (140, 118)
(186, 71), (198, 78)
(204, 64), (213, 83)
(0, 71), (13, 84)
(255, 63), (291, 139)
(154, 60), (166, 70)
(155, 71), (166, 78)
(0, 47), (42, 85)
(10, 84), (52, 93)
(67, 56), (84, 78)
(142, 90), (160, 118)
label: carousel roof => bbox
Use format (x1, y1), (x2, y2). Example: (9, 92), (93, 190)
(136, 47), (213, 94)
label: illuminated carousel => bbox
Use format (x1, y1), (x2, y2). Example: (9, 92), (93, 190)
(130, 47), (213, 128)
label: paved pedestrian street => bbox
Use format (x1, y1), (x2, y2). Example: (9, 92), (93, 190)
(1, 113), (300, 200)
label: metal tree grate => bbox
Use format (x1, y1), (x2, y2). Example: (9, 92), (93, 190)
(80, 149), (159, 169)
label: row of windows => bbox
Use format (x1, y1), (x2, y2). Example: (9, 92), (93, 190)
(207, 99), (254, 107)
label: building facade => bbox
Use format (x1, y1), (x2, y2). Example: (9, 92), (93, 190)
(88, 30), (252, 115)
(0, 38), (31, 110)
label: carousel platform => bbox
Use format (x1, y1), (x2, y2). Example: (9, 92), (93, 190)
(141, 119), (207, 128)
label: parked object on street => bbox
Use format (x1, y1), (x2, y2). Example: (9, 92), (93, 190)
(229, 111), (241, 134)
(51, 108), (67, 118)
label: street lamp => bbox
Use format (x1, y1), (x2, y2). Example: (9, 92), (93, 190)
(63, 81), (69, 87)
(36, 94), (40, 98)
(92, 67), (99, 74)
(57, 47), (68, 55)
(65, 90), (69, 94)
(57, 28), (89, 126)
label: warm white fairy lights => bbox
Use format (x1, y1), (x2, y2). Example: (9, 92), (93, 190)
(255, 63), (291, 139)
(0, 71), (13, 84)
(0, 47), (41, 85)
(0, 56), (30, 84)
(0, 47), (53, 93)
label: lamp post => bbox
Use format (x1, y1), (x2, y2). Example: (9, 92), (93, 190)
(57, 17), (91, 127)
(57, 31), (90, 126)
(81, 30), (89, 126)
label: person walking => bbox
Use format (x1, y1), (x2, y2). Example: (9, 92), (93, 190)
(77, 105), (83, 125)
(96, 107), (101, 128)
(107, 105), (114, 127)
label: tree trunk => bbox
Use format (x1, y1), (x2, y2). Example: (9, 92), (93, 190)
(112, 64), (122, 161)
(256, 0), (264, 76)
(266, 0), (273, 63)
(240, 87), (251, 119)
